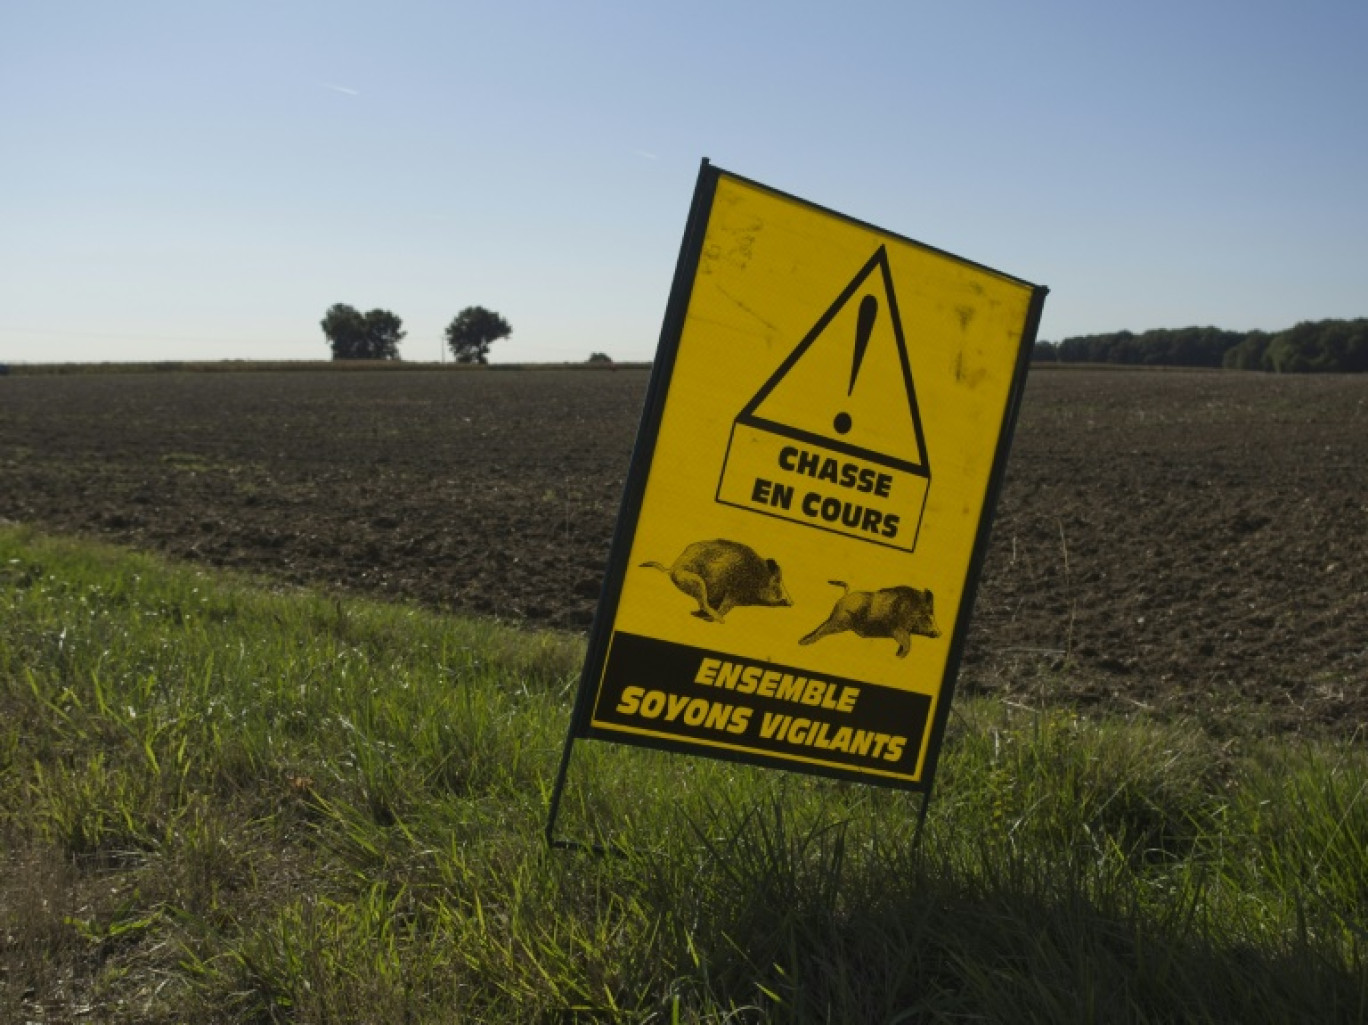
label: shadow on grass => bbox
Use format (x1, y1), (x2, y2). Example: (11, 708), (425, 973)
(662, 801), (1367, 1025)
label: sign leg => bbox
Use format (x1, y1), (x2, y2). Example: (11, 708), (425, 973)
(544, 728), (577, 848)
(912, 788), (933, 851)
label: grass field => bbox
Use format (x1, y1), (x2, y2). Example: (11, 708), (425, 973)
(2, 525), (1365, 1022)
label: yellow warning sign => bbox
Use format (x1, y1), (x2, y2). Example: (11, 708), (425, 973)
(567, 162), (1047, 792)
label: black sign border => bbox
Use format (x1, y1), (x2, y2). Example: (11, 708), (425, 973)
(557, 159), (1048, 806)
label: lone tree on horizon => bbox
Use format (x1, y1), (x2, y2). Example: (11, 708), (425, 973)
(445, 306), (511, 364)
(321, 304), (405, 360)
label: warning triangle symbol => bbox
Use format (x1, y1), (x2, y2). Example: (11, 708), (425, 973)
(738, 246), (930, 476)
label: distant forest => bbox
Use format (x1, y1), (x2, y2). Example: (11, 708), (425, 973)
(1033, 318), (1368, 372)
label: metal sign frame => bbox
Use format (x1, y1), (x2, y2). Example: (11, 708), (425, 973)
(548, 160), (1047, 845)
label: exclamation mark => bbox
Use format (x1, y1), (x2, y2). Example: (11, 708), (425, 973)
(833, 294), (878, 435)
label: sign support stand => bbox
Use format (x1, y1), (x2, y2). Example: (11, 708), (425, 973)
(543, 722), (576, 849)
(545, 162), (720, 851)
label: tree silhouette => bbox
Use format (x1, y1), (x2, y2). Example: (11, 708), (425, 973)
(445, 307), (511, 364)
(321, 304), (405, 360)
(1048, 320), (1367, 373)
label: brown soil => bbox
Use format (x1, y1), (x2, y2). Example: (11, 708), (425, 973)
(2, 367), (1364, 736)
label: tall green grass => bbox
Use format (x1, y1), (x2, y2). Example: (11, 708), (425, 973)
(1, 525), (1364, 1022)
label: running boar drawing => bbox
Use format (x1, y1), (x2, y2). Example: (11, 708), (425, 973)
(641, 539), (793, 623)
(799, 580), (941, 657)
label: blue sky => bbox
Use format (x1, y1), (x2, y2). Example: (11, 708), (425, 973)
(3, 1), (1365, 364)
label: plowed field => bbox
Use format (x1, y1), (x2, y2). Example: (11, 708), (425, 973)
(3, 367), (1364, 735)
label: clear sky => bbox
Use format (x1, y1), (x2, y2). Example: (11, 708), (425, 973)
(3, 1), (1365, 364)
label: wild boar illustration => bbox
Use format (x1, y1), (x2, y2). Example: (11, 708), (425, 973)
(799, 580), (940, 657)
(640, 539), (793, 623)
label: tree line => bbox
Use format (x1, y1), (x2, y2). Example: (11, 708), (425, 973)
(321, 304), (512, 363)
(1033, 318), (1368, 373)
